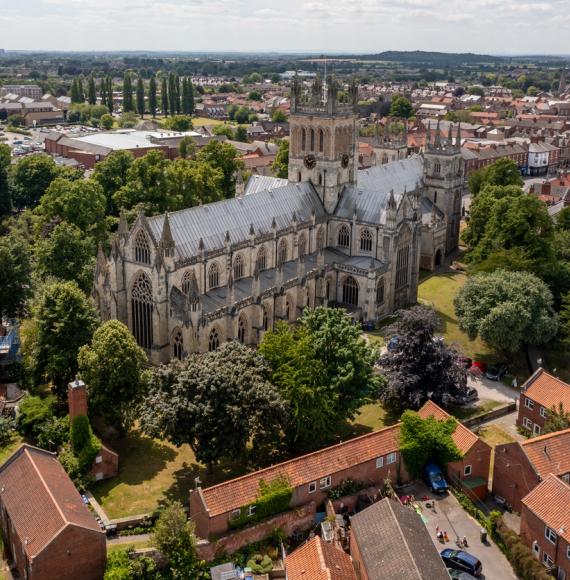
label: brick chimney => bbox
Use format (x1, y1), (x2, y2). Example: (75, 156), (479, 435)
(68, 377), (88, 418)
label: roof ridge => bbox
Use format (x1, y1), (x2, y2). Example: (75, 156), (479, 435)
(389, 500), (424, 580)
(202, 423), (401, 495)
(0, 443), (56, 474)
(521, 427), (570, 445)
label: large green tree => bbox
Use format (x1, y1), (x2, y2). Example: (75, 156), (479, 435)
(0, 234), (31, 318)
(271, 139), (289, 178)
(92, 150), (134, 214)
(139, 341), (287, 468)
(87, 75), (97, 105)
(197, 140), (243, 198)
(468, 158), (523, 195)
(165, 158), (224, 209)
(78, 320), (146, 431)
(136, 76), (145, 117)
(161, 76), (168, 116)
(31, 281), (99, 401)
(10, 154), (60, 209)
(122, 72), (134, 112)
(389, 95), (413, 118)
(0, 143), (12, 216)
(148, 76), (157, 118)
(454, 269), (558, 352)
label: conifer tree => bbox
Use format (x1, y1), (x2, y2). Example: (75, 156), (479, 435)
(100, 79), (107, 109)
(148, 76), (157, 118)
(136, 76), (145, 117)
(123, 72), (134, 112)
(168, 73), (177, 117)
(87, 75), (97, 105)
(175, 75), (181, 114)
(187, 78), (195, 115)
(77, 77), (85, 102)
(106, 77), (114, 113)
(161, 77), (168, 117)
(70, 78), (80, 103)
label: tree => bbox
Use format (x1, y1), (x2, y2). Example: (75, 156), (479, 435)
(212, 124), (234, 139)
(0, 234), (31, 318)
(100, 113), (113, 130)
(35, 177), (107, 239)
(483, 158), (523, 189)
(543, 403), (570, 434)
(559, 291), (570, 345)
(162, 115), (193, 132)
(30, 280), (99, 401)
(17, 395), (55, 439)
(186, 78), (195, 115)
(10, 154), (60, 209)
(106, 76), (114, 113)
(271, 139), (289, 178)
(557, 206), (570, 231)
(161, 76), (168, 116)
(117, 111), (138, 128)
(0, 143), (11, 216)
(70, 78), (81, 103)
(78, 320), (147, 431)
(139, 341), (286, 468)
(122, 72), (134, 112)
(77, 77), (85, 103)
(92, 150), (134, 214)
(6, 114), (25, 127)
(87, 75), (97, 105)
(136, 76), (145, 117)
(389, 95), (413, 118)
(454, 269), (558, 352)
(148, 76), (157, 118)
(197, 140), (243, 198)
(35, 222), (95, 291)
(234, 106), (250, 124)
(468, 86), (485, 96)
(235, 125), (248, 142)
(178, 136), (196, 160)
(270, 109), (287, 122)
(378, 306), (468, 409)
(168, 73), (177, 117)
(165, 158), (224, 209)
(248, 90), (262, 101)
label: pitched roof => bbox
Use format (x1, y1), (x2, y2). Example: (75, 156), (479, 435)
(286, 536), (356, 580)
(521, 428), (570, 478)
(522, 368), (570, 412)
(200, 424), (400, 517)
(0, 445), (103, 560)
(522, 473), (570, 543)
(350, 498), (449, 580)
(417, 400), (480, 454)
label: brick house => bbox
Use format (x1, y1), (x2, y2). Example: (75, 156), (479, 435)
(0, 445), (106, 580)
(190, 401), (490, 538)
(350, 497), (449, 580)
(286, 535), (357, 580)
(492, 428), (570, 513)
(517, 369), (570, 436)
(418, 400), (492, 499)
(520, 473), (570, 578)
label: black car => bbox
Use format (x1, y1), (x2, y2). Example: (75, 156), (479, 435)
(441, 549), (482, 577)
(485, 364), (508, 381)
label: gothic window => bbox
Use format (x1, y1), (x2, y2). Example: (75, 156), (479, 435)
(208, 262), (220, 290)
(285, 299), (291, 320)
(319, 129), (324, 153)
(298, 233), (307, 258)
(310, 128), (315, 151)
(181, 270), (194, 295)
(278, 238), (288, 266)
(131, 272), (153, 349)
(256, 246), (267, 271)
(172, 329), (183, 360)
(134, 230), (151, 264)
(342, 276), (359, 306)
(302, 128), (306, 151)
(262, 305), (269, 331)
(434, 161), (441, 174)
(326, 279), (331, 300)
(360, 229), (373, 252)
(208, 327), (220, 351)
(238, 315), (247, 343)
(318, 173), (322, 185)
(338, 225), (350, 248)
(382, 154), (389, 164)
(317, 227), (325, 251)
(395, 225), (412, 291)
(376, 278), (385, 305)
(434, 191), (438, 204)
(233, 254), (244, 280)
(298, 171), (302, 182)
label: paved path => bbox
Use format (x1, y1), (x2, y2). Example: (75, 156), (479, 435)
(468, 375), (518, 404)
(107, 533), (151, 546)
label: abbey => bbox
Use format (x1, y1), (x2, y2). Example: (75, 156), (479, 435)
(94, 77), (464, 364)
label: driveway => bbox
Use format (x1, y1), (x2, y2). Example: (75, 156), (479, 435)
(468, 374), (518, 405)
(401, 481), (516, 580)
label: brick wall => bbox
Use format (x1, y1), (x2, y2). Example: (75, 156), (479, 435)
(447, 439), (492, 488)
(350, 528), (368, 580)
(517, 394), (548, 435)
(520, 503), (570, 576)
(91, 445), (119, 481)
(492, 442), (540, 513)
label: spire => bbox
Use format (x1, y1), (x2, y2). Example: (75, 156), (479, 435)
(426, 121), (431, 149)
(434, 119), (441, 147)
(456, 122), (461, 149)
(198, 237), (204, 251)
(447, 122), (453, 145)
(161, 212), (174, 246)
(118, 211), (129, 239)
(271, 217), (277, 230)
(249, 223), (255, 236)
(388, 189), (397, 210)
(225, 230), (230, 244)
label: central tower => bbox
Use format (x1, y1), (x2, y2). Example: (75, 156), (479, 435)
(288, 75), (359, 214)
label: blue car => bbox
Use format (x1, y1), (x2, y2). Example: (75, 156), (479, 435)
(424, 461), (448, 494)
(441, 549), (482, 577)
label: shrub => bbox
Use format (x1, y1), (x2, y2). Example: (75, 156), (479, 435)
(0, 416), (16, 446)
(17, 394), (55, 438)
(246, 554), (273, 573)
(328, 478), (372, 501)
(36, 415), (70, 450)
(70, 415), (102, 472)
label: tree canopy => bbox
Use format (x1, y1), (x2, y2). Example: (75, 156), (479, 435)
(9, 154), (61, 209)
(196, 140), (243, 198)
(389, 95), (413, 118)
(0, 234), (31, 318)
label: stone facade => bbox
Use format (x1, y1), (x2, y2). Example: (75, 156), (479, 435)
(94, 77), (462, 362)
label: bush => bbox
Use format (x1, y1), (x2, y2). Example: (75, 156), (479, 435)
(17, 394), (55, 438)
(70, 415), (102, 472)
(100, 114), (113, 130)
(162, 115), (193, 132)
(36, 415), (69, 450)
(0, 416), (16, 446)
(118, 111), (138, 128)
(246, 554), (273, 573)
(328, 478), (372, 501)
(7, 114), (25, 127)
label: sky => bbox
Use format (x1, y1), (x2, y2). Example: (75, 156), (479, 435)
(0, 0), (568, 54)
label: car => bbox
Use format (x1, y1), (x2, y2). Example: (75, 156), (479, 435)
(387, 336), (399, 352)
(457, 356), (473, 369)
(447, 386), (478, 406)
(486, 364), (508, 381)
(440, 549), (482, 577)
(447, 569), (479, 579)
(423, 461), (448, 494)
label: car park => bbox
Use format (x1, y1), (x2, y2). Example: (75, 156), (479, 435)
(485, 364), (508, 381)
(440, 549), (482, 577)
(423, 461), (448, 494)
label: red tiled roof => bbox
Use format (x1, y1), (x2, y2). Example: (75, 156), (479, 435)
(522, 368), (570, 413)
(521, 428), (570, 478)
(201, 424), (400, 517)
(522, 473), (570, 543)
(286, 536), (356, 580)
(417, 400), (479, 454)
(0, 445), (103, 559)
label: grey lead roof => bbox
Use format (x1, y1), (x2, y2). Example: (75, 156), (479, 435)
(335, 155), (424, 223)
(147, 181), (325, 258)
(244, 175), (288, 196)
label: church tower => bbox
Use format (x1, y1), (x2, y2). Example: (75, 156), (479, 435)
(423, 120), (464, 254)
(288, 75), (359, 214)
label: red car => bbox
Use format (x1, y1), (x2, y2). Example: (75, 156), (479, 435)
(469, 361), (487, 375)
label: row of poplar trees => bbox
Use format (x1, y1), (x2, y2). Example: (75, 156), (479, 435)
(70, 73), (195, 117)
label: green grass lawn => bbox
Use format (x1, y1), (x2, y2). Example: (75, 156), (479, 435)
(107, 539), (153, 554)
(0, 434), (24, 465)
(477, 424), (516, 482)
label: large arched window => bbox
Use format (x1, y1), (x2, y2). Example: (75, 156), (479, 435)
(319, 129), (324, 153)
(301, 128), (306, 151)
(233, 254), (244, 280)
(298, 233), (307, 258)
(262, 305), (269, 331)
(237, 315), (247, 343)
(278, 238), (288, 266)
(256, 246), (267, 272)
(360, 229), (373, 252)
(317, 227), (325, 251)
(310, 128), (315, 151)
(285, 298), (291, 320)
(376, 278), (385, 305)
(172, 329), (183, 360)
(342, 276), (359, 306)
(338, 225), (350, 248)
(208, 262), (220, 290)
(134, 230), (151, 264)
(181, 270), (195, 295)
(208, 327), (220, 351)
(131, 272), (153, 349)
(395, 225), (412, 291)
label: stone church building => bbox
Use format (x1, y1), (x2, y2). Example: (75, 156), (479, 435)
(94, 77), (464, 363)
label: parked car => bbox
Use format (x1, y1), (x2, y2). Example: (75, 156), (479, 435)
(423, 461), (448, 494)
(447, 568), (479, 579)
(486, 364), (508, 381)
(387, 336), (399, 352)
(457, 356), (473, 369)
(448, 387), (478, 406)
(440, 550), (482, 577)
